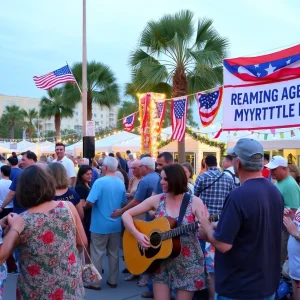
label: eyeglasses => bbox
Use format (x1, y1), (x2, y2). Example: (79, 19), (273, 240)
(139, 165), (146, 168)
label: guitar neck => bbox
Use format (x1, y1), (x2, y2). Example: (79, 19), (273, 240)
(161, 221), (199, 241)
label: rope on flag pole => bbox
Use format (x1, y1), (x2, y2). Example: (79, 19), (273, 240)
(66, 61), (83, 96)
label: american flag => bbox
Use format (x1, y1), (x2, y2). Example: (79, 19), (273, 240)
(33, 65), (76, 90)
(155, 100), (166, 128)
(224, 44), (300, 86)
(197, 87), (223, 127)
(123, 113), (137, 132)
(170, 96), (188, 142)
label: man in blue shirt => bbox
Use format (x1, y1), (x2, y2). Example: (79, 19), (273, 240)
(153, 152), (173, 195)
(111, 157), (159, 219)
(0, 151), (37, 214)
(199, 139), (283, 300)
(86, 156), (126, 290)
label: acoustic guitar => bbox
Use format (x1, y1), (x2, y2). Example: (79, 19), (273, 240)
(123, 214), (219, 275)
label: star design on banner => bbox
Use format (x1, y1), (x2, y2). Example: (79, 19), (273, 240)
(254, 64), (259, 68)
(286, 59), (291, 65)
(265, 63), (276, 75)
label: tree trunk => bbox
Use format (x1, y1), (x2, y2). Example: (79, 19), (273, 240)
(172, 66), (188, 164)
(10, 125), (14, 140)
(54, 114), (61, 141)
(87, 90), (92, 121)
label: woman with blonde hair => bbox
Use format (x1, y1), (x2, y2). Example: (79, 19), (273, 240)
(48, 163), (84, 219)
(288, 164), (300, 185)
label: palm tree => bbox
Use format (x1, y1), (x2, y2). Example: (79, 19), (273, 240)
(2, 105), (25, 139)
(23, 108), (39, 138)
(39, 88), (74, 141)
(130, 10), (228, 162)
(64, 61), (120, 121)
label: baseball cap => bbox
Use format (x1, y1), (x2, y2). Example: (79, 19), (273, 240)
(265, 155), (288, 169)
(227, 138), (264, 162)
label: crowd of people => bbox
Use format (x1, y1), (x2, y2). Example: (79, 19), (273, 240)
(0, 139), (298, 299)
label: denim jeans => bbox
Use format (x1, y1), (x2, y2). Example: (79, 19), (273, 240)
(215, 293), (275, 300)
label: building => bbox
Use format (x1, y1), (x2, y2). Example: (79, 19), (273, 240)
(0, 94), (119, 136)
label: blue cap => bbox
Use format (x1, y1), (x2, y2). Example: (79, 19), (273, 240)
(227, 138), (263, 162)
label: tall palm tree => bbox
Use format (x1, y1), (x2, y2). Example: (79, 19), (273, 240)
(2, 105), (25, 139)
(64, 61), (120, 121)
(39, 88), (74, 141)
(23, 108), (39, 138)
(130, 10), (228, 162)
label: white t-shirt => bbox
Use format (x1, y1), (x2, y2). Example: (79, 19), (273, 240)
(224, 166), (240, 185)
(53, 156), (76, 178)
(288, 208), (300, 280)
(0, 179), (13, 208)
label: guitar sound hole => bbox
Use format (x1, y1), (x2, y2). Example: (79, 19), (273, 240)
(150, 232), (161, 247)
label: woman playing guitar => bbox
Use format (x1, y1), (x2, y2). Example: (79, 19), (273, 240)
(122, 164), (209, 300)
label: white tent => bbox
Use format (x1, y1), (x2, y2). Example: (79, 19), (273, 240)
(39, 141), (56, 154)
(112, 136), (141, 153)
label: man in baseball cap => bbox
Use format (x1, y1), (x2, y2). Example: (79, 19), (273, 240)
(265, 155), (300, 266)
(227, 138), (264, 181)
(199, 138), (283, 299)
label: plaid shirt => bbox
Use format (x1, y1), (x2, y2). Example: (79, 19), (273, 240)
(194, 167), (234, 215)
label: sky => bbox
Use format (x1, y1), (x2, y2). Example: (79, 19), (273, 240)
(1, 0), (300, 126)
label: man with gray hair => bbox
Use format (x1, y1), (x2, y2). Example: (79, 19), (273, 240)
(111, 156), (159, 221)
(86, 156), (126, 290)
(199, 138), (284, 300)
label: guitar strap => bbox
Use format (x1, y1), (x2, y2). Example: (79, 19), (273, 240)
(177, 193), (191, 227)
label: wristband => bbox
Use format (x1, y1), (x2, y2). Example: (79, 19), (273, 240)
(293, 233), (300, 241)
(10, 228), (20, 238)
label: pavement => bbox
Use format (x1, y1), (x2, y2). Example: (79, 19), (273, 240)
(3, 255), (149, 300)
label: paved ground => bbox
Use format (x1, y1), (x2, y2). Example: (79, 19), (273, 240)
(3, 255), (148, 300)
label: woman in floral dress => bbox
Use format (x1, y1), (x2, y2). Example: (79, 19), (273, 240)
(15, 165), (87, 300)
(123, 164), (209, 300)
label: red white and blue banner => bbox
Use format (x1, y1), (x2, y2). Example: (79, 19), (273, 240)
(155, 99), (166, 129)
(122, 113), (137, 132)
(223, 44), (300, 131)
(197, 87), (223, 127)
(170, 96), (188, 142)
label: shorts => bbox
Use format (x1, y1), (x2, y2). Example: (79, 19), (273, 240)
(204, 243), (215, 274)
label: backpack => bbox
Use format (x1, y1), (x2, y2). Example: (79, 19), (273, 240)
(223, 169), (240, 188)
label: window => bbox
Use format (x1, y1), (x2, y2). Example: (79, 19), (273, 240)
(101, 121), (103, 124)
(75, 111), (78, 116)
(101, 114), (103, 118)
(94, 113), (97, 117)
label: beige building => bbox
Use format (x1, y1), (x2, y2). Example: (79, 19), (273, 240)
(0, 94), (119, 135)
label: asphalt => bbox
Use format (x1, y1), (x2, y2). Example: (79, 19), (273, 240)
(3, 255), (148, 300)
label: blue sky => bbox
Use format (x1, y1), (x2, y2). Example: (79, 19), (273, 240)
(1, 0), (300, 125)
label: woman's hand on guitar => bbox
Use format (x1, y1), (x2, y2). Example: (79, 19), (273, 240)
(135, 232), (150, 249)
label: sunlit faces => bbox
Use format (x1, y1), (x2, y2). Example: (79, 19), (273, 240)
(156, 157), (166, 171)
(82, 170), (92, 183)
(21, 155), (33, 168)
(160, 170), (168, 193)
(132, 161), (142, 177)
(55, 146), (65, 160)
(270, 166), (287, 181)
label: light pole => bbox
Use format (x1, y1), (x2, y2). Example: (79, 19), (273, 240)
(82, 0), (87, 136)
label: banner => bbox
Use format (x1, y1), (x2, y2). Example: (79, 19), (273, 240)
(223, 44), (300, 131)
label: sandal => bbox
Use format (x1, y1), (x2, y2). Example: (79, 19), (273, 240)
(124, 274), (139, 281)
(136, 275), (148, 287)
(141, 291), (154, 298)
(84, 285), (101, 290)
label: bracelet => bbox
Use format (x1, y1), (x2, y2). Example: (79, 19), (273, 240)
(10, 228), (20, 238)
(293, 233), (300, 241)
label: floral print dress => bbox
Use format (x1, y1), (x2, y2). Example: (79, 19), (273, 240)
(17, 201), (85, 300)
(0, 226), (7, 299)
(152, 193), (209, 291)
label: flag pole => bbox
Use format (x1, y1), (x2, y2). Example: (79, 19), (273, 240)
(82, 0), (87, 137)
(66, 61), (82, 95)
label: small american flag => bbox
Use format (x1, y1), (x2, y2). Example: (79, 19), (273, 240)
(155, 100), (166, 129)
(33, 65), (76, 90)
(197, 87), (223, 127)
(123, 113), (137, 132)
(170, 96), (188, 142)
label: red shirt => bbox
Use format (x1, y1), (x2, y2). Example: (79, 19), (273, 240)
(262, 167), (270, 179)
